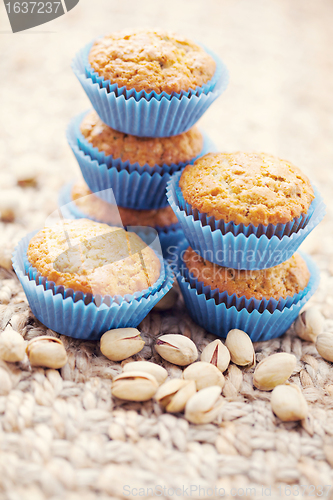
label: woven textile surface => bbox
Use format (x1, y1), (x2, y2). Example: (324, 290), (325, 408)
(1, 1), (333, 498)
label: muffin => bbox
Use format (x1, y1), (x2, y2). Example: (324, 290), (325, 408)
(80, 110), (203, 168)
(67, 111), (213, 209)
(175, 240), (318, 341)
(88, 28), (216, 95)
(183, 246), (310, 300)
(167, 152), (325, 270)
(179, 152), (314, 226)
(71, 180), (178, 227)
(72, 29), (228, 137)
(27, 218), (161, 297)
(13, 220), (174, 339)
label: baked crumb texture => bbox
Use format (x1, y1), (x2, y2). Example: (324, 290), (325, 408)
(80, 111), (203, 166)
(27, 219), (161, 297)
(88, 28), (216, 94)
(72, 180), (179, 227)
(183, 246), (310, 300)
(179, 152), (315, 226)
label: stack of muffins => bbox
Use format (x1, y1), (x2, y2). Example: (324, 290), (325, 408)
(167, 152), (326, 341)
(12, 29), (230, 340)
(13, 28), (325, 343)
(63, 28), (229, 260)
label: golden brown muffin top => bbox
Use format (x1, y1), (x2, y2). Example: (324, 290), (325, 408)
(80, 111), (203, 166)
(27, 219), (161, 297)
(183, 246), (310, 300)
(71, 180), (178, 227)
(179, 152), (315, 226)
(88, 28), (216, 94)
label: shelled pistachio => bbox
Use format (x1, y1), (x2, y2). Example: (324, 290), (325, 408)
(123, 361), (168, 385)
(201, 339), (230, 372)
(111, 371), (158, 402)
(185, 386), (224, 424)
(155, 379), (196, 413)
(182, 361), (225, 391)
(225, 329), (255, 367)
(271, 384), (308, 421)
(253, 353), (296, 391)
(154, 334), (198, 366)
(100, 328), (144, 362)
(26, 336), (67, 369)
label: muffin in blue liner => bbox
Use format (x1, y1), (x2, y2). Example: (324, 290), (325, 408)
(69, 142), (169, 209)
(166, 172), (326, 270)
(173, 240), (320, 341)
(58, 181), (185, 261)
(71, 40), (229, 137)
(66, 116), (215, 209)
(12, 232), (174, 340)
(69, 111), (216, 175)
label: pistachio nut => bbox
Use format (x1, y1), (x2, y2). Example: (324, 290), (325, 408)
(271, 384), (308, 421)
(295, 307), (324, 342)
(0, 326), (26, 362)
(153, 288), (178, 311)
(316, 333), (333, 362)
(26, 336), (67, 369)
(201, 339), (230, 373)
(253, 353), (296, 391)
(182, 361), (225, 391)
(154, 334), (198, 366)
(225, 329), (255, 367)
(123, 361), (168, 385)
(111, 371), (158, 401)
(100, 328), (144, 362)
(155, 378), (196, 413)
(185, 386), (224, 424)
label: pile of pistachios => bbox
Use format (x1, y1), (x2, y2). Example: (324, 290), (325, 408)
(0, 302), (328, 426)
(97, 304), (326, 425)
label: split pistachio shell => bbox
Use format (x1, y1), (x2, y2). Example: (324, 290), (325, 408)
(182, 361), (225, 391)
(185, 386), (224, 424)
(225, 329), (255, 367)
(253, 353), (297, 391)
(155, 378), (196, 413)
(154, 334), (198, 366)
(153, 288), (178, 311)
(123, 361), (168, 385)
(100, 328), (144, 362)
(316, 333), (333, 362)
(295, 307), (324, 342)
(111, 371), (158, 401)
(26, 336), (67, 369)
(201, 339), (230, 372)
(0, 326), (26, 362)
(271, 384), (308, 421)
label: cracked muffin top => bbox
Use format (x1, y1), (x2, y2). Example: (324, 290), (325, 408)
(179, 152), (315, 226)
(27, 219), (161, 297)
(183, 246), (310, 300)
(71, 180), (179, 227)
(80, 111), (203, 166)
(88, 28), (216, 94)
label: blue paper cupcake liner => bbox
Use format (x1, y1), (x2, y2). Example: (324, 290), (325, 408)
(12, 231), (174, 340)
(71, 40), (229, 137)
(166, 172), (326, 270)
(173, 240), (320, 341)
(67, 123), (215, 209)
(58, 181), (185, 261)
(70, 110), (216, 175)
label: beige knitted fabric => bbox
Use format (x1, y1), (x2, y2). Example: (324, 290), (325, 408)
(1, 0), (333, 498)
